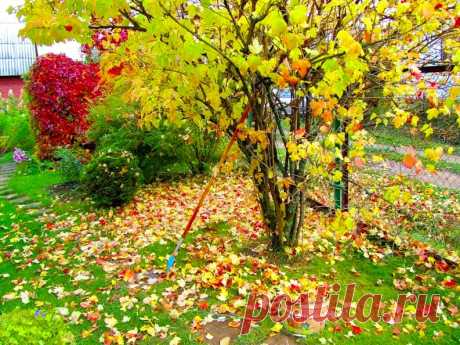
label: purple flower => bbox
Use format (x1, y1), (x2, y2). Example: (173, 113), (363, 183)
(13, 148), (28, 163)
(34, 309), (46, 318)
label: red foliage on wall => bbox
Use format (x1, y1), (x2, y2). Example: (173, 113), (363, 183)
(0, 77), (24, 98)
(27, 54), (101, 158)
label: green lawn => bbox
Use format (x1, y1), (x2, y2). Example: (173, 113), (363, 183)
(0, 152), (12, 164)
(371, 127), (460, 154)
(3, 158), (90, 215)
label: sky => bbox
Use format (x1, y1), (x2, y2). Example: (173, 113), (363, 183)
(0, 0), (82, 60)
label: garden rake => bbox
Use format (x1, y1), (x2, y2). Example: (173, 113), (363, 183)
(166, 105), (252, 272)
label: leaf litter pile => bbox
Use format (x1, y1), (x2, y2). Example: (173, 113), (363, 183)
(0, 173), (459, 344)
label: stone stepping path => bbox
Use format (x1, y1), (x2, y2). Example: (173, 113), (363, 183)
(0, 162), (49, 217)
(373, 159), (460, 190)
(368, 144), (460, 190)
(200, 312), (326, 345)
(201, 321), (300, 345)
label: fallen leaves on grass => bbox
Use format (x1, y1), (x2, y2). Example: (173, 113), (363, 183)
(0, 173), (458, 344)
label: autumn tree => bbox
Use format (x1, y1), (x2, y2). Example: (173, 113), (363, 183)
(15, 0), (460, 249)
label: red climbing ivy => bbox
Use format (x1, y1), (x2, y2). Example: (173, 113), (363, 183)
(27, 54), (101, 158)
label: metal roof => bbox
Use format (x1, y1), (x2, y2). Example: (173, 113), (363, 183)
(0, 23), (36, 77)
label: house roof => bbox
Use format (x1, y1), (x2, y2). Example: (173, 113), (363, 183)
(0, 23), (36, 77)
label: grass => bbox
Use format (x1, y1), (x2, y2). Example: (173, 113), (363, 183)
(0, 153), (459, 345)
(3, 158), (90, 215)
(7, 168), (64, 204)
(371, 127), (460, 154)
(0, 152), (12, 164)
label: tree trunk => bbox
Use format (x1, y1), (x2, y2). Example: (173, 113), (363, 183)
(235, 89), (308, 250)
(240, 141), (305, 250)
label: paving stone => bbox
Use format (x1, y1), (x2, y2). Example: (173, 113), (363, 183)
(12, 196), (32, 205)
(265, 334), (299, 345)
(0, 188), (11, 194)
(23, 202), (43, 209)
(27, 209), (46, 216)
(201, 320), (240, 345)
(3, 194), (20, 200)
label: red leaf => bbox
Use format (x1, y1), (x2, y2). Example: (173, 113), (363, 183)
(86, 311), (100, 322)
(197, 300), (209, 310)
(351, 325), (363, 335)
(108, 64), (124, 76)
(435, 260), (450, 272)
(294, 128), (305, 137)
(442, 278), (457, 288)
(455, 17), (460, 28)
(119, 268), (135, 282)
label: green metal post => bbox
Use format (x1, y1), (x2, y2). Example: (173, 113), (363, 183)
(332, 118), (342, 210)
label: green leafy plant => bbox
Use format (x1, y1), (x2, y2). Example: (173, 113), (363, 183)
(81, 149), (141, 207)
(0, 96), (35, 153)
(87, 95), (224, 183)
(15, 155), (54, 176)
(0, 309), (75, 345)
(180, 124), (225, 175)
(55, 148), (83, 182)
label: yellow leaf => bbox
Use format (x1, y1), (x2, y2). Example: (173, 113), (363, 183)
(337, 30), (363, 57)
(421, 2), (435, 19)
(332, 170), (343, 182)
(217, 288), (228, 301)
(271, 322), (283, 333)
(170, 336), (181, 345)
(424, 147), (443, 162)
(290, 5), (307, 25)
(426, 108), (439, 120)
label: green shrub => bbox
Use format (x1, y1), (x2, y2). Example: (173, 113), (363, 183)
(137, 123), (193, 182)
(81, 149), (142, 207)
(55, 148), (83, 182)
(0, 96), (35, 153)
(15, 155), (54, 176)
(0, 309), (75, 345)
(180, 124), (225, 175)
(87, 95), (225, 183)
